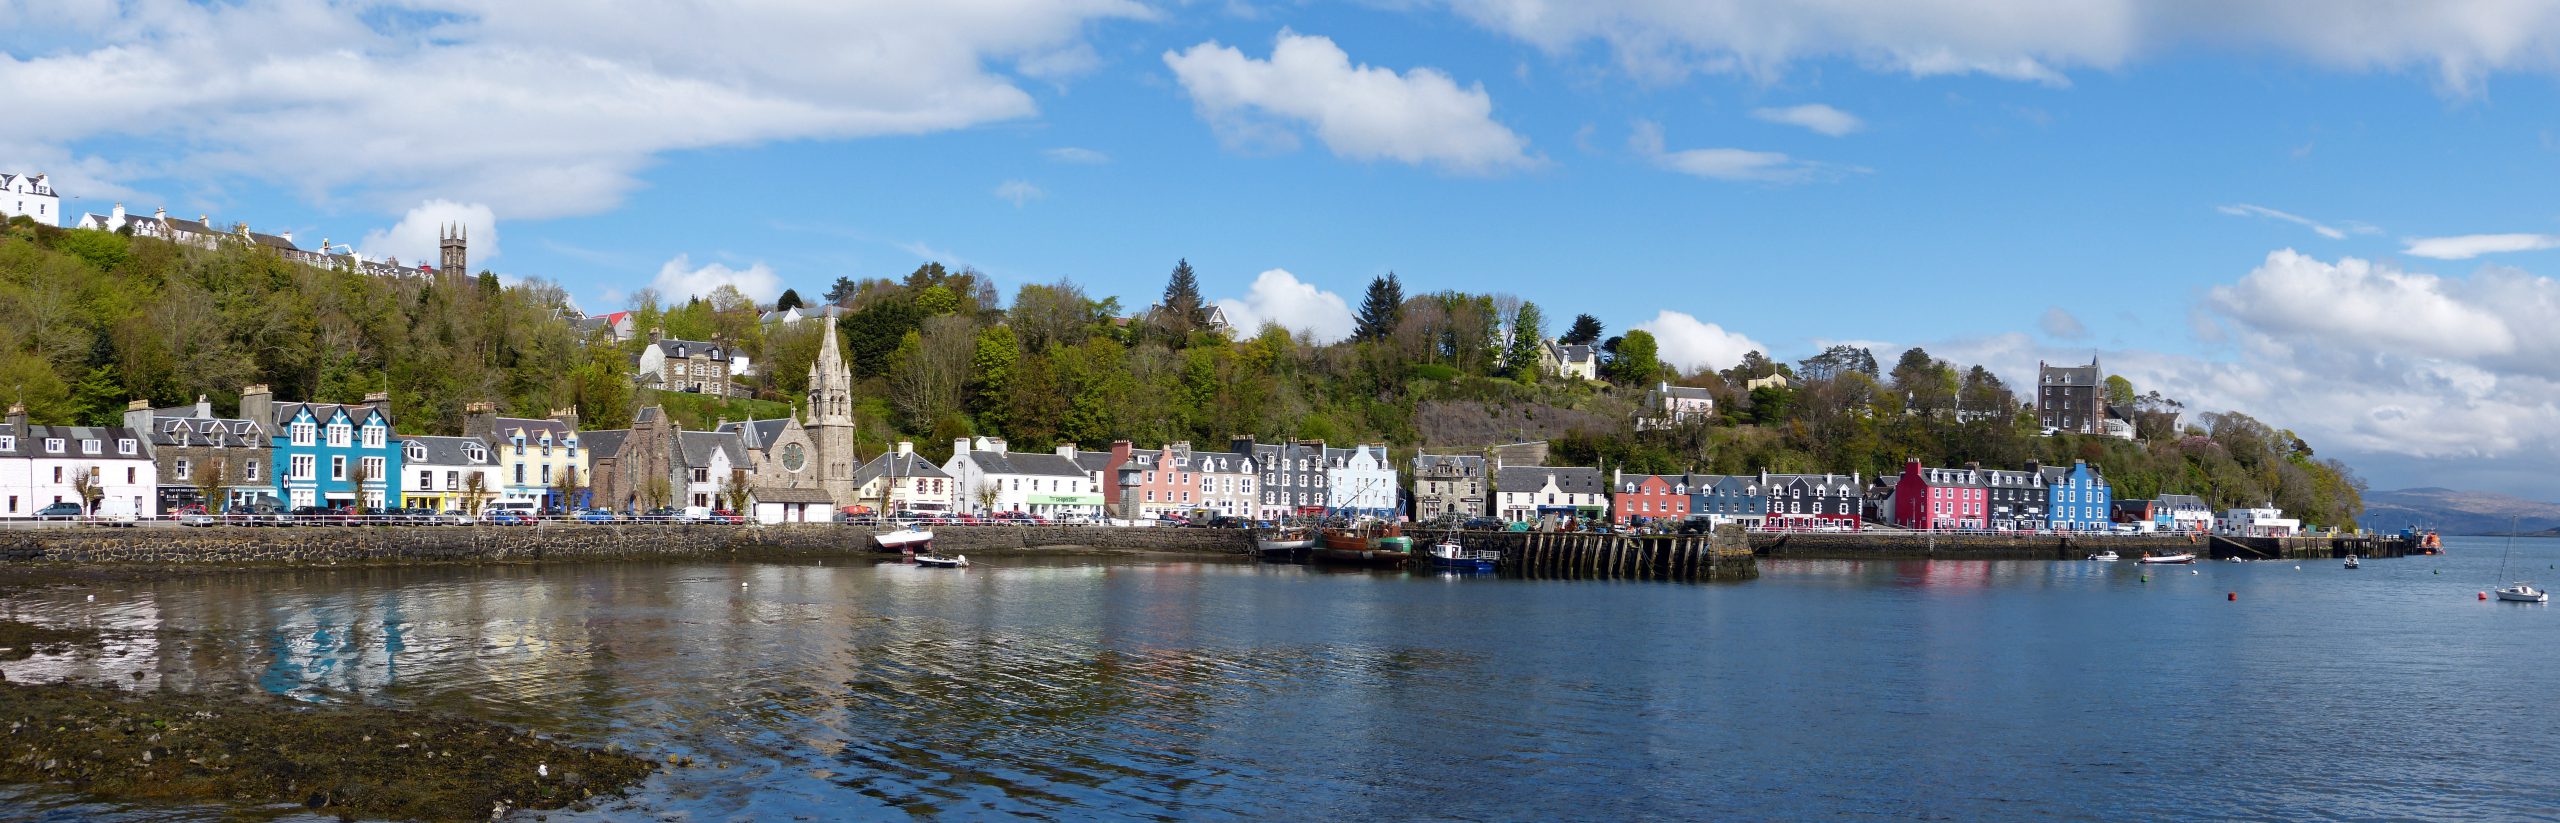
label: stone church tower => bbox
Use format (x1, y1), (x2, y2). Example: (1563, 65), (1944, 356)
(439, 224), (468, 280)
(806, 317), (860, 503)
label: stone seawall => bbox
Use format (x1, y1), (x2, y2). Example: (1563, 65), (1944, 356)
(1750, 531), (2408, 560)
(1462, 525), (1756, 581)
(0, 524), (1252, 567)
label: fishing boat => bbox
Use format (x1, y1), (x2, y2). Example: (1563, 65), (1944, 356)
(1313, 523), (1413, 567)
(2343, 555), (2360, 569)
(914, 553), (969, 568)
(1425, 525), (1499, 572)
(2137, 552), (2197, 565)
(2494, 582), (2548, 603)
(2086, 550), (2119, 562)
(874, 525), (934, 554)
(1251, 526), (1318, 562)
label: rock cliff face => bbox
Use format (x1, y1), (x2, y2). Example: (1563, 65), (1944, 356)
(0, 525), (1250, 566)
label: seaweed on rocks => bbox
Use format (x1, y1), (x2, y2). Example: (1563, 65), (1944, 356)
(0, 679), (653, 821)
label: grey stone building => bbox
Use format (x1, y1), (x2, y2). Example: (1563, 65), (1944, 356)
(1412, 452), (1487, 521)
(123, 395), (272, 512)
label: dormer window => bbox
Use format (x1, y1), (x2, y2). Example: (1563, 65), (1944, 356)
(361, 424), (385, 449)
(0, 436), (12, 451)
(405, 443), (426, 462)
(465, 445), (486, 463)
(81, 439), (100, 455)
(326, 422), (351, 448)
(118, 439), (136, 455)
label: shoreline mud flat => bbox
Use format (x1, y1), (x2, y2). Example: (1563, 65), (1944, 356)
(0, 619), (653, 822)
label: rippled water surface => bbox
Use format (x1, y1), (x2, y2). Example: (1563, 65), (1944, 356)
(6, 537), (2560, 820)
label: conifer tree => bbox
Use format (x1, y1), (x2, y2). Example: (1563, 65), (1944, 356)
(1505, 302), (1546, 379)
(776, 289), (804, 312)
(1561, 313), (1604, 346)
(1161, 258), (1205, 331)
(1355, 272), (1404, 341)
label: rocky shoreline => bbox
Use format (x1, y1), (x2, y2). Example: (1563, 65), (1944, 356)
(0, 621), (655, 821)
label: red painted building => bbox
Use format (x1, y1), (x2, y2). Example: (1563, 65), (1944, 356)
(1612, 471), (1695, 525)
(1892, 458), (1988, 531)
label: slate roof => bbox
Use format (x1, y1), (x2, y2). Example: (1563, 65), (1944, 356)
(1982, 468), (2043, 488)
(145, 413), (263, 448)
(272, 401), (389, 429)
(0, 424), (147, 459)
(1069, 450), (1116, 474)
(580, 430), (631, 461)
(397, 435), (494, 467)
(2158, 493), (2209, 510)
(1495, 465), (1605, 494)
(678, 431), (746, 469)
(652, 339), (729, 361)
(716, 418), (789, 450)
(1413, 453), (1485, 478)
(855, 450), (951, 484)
(2040, 360), (2102, 386)
(1545, 340), (1596, 364)
(965, 450), (1087, 477)
(491, 417), (573, 441)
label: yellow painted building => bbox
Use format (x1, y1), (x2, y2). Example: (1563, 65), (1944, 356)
(464, 404), (586, 511)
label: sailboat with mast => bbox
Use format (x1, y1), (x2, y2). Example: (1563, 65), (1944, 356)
(2492, 516), (2547, 602)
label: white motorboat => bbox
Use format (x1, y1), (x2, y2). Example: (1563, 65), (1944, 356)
(914, 553), (969, 568)
(2494, 583), (2547, 603)
(2137, 553), (2197, 565)
(875, 526), (934, 553)
(2086, 551), (2120, 562)
(2343, 555), (2360, 569)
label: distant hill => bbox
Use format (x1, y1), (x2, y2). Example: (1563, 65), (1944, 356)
(2360, 488), (2560, 535)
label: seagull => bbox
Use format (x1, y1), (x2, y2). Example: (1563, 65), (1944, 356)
(538, 763), (548, 778)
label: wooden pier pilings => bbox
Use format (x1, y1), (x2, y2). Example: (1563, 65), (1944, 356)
(1459, 525), (1757, 582)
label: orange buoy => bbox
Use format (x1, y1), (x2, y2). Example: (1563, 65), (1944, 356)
(2479, 592), (2489, 600)
(2228, 592), (2236, 601)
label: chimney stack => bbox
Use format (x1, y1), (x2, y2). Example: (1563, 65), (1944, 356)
(239, 385), (274, 432)
(1056, 444), (1076, 458)
(953, 438), (972, 460)
(7, 402), (27, 431)
(549, 406), (579, 431)
(463, 401), (499, 439)
(896, 440), (914, 455)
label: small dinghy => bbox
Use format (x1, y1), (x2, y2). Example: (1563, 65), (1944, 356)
(2137, 552), (2197, 565)
(2086, 551), (2119, 562)
(914, 553), (969, 568)
(2343, 555), (2360, 569)
(2494, 582), (2547, 603)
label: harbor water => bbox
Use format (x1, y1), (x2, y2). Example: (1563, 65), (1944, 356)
(5, 536), (2557, 820)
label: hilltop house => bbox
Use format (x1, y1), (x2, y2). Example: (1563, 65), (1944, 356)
(2, 172), (59, 226)
(1539, 340), (1599, 381)
(1635, 382), (1716, 431)
(636, 335), (737, 395)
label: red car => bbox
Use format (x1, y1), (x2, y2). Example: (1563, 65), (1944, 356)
(166, 503), (208, 520)
(709, 509), (747, 524)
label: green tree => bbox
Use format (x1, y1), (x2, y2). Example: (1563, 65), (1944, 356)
(1354, 272), (1404, 341)
(1158, 258), (1205, 335)
(915, 284), (961, 317)
(1561, 313), (1604, 346)
(2104, 374), (2136, 410)
(1610, 329), (1663, 386)
(969, 324), (1019, 431)
(775, 289), (804, 312)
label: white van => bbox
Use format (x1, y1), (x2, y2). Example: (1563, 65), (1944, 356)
(483, 500), (538, 522)
(94, 497), (141, 527)
(680, 506), (716, 523)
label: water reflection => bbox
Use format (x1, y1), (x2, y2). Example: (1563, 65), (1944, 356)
(3, 544), (2557, 820)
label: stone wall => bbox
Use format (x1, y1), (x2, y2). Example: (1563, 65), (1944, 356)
(0, 524), (1250, 567)
(1749, 531), (2406, 560)
(1464, 525), (1756, 581)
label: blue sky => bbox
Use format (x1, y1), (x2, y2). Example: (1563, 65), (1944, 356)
(9, 1), (2560, 495)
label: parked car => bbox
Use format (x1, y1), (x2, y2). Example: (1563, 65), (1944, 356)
(638, 507), (682, 522)
(708, 509), (746, 524)
(679, 506), (717, 523)
(484, 509), (530, 525)
(34, 502), (85, 521)
(575, 508), (622, 524)
(1205, 515), (1254, 529)
(178, 511), (221, 527)
(166, 503), (207, 521)
(289, 506), (342, 526)
(228, 504), (286, 527)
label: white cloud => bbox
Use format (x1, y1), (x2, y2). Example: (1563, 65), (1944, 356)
(994, 180), (1045, 207)
(358, 200), (499, 268)
(1213, 269), (1356, 343)
(1164, 30), (1537, 174)
(1633, 310), (1765, 373)
(651, 254), (783, 304)
(1436, 1), (2560, 93)
(1750, 103), (1864, 136)
(2039, 307), (2088, 339)
(1628, 120), (1857, 183)
(2401, 233), (2560, 260)
(0, 0), (1149, 219)
(2217, 204), (2372, 240)
(1042, 147), (1111, 164)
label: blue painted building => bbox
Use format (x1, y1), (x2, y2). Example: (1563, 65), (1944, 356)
(242, 385), (402, 511)
(2039, 459), (2111, 532)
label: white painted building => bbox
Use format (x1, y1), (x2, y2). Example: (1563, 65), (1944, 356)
(2, 173), (60, 226)
(1492, 465), (1610, 524)
(396, 435), (501, 513)
(945, 437), (1105, 519)
(0, 405), (156, 518)
(1324, 444), (1398, 518)
(853, 441), (956, 515)
(2216, 506), (2301, 538)
(678, 431), (747, 510)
